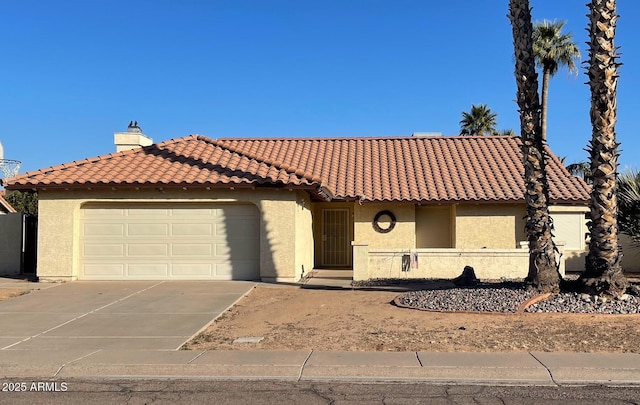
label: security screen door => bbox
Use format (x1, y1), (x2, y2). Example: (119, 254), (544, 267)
(321, 208), (352, 267)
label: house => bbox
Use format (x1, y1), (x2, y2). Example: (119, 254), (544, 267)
(2, 127), (592, 282)
(0, 191), (16, 214)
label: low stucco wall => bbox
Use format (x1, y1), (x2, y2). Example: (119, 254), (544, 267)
(353, 246), (567, 281)
(36, 188), (313, 282)
(0, 213), (22, 276)
(620, 234), (640, 274)
(564, 250), (587, 273)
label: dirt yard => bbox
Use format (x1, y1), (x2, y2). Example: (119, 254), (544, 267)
(0, 289), (29, 302)
(185, 284), (640, 353)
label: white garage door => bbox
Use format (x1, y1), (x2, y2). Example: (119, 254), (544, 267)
(79, 203), (259, 280)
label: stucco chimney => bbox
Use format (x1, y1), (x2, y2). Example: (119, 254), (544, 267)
(114, 121), (153, 152)
(412, 132), (442, 137)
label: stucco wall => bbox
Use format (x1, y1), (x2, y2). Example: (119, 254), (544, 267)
(353, 203), (415, 249)
(416, 205), (453, 248)
(295, 191), (314, 279)
(0, 213), (23, 276)
(455, 204), (526, 249)
(36, 188), (310, 282)
(549, 205), (589, 273)
(562, 235), (640, 274)
(619, 234), (640, 274)
(360, 248), (531, 281)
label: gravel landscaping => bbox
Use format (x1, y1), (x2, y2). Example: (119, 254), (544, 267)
(394, 281), (640, 314)
(525, 291), (640, 314)
(395, 284), (536, 313)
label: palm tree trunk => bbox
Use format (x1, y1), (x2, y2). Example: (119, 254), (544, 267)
(580, 0), (628, 296)
(541, 68), (551, 141)
(509, 0), (561, 293)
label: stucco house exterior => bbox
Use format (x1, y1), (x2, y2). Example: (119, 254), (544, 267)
(3, 128), (592, 282)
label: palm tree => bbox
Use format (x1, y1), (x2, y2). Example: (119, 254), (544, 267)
(533, 20), (581, 141)
(459, 104), (498, 136)
(565, 161), (592, 184)
(579, 0), (628, 297)
(508, 0), (561, 293)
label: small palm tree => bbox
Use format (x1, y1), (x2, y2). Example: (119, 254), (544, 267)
(509, 0), (561, 294)
(579, 0), (627, 297)
(618, 169), (640, 245)
(459, 104), (498, 136)
(533, 20), (581, 141)
(565, 161), (592, 184)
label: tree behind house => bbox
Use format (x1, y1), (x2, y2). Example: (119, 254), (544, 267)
(459, 104), (498, 136)
(5, 190), (38, 215)
(533, 20), (581, 141)
(618, 169), (640, 245)
(565, 161), (592, 184)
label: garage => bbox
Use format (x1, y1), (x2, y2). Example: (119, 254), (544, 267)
(79, 203), (260, 280)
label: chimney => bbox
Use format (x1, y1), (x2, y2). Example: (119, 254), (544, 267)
(114, 121), (153, 152)
(411, 132), (442, 137)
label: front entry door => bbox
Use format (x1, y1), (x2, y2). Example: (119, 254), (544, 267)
(321, 209), (352, 267)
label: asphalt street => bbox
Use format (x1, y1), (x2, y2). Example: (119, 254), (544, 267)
(1, 379), (639, 405)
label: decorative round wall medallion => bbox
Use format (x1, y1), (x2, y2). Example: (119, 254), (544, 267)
(373, 210), (396, 233)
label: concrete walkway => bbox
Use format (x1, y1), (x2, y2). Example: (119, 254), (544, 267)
(1, 278), (639, 386)
(1, 349), (639, 386)
(301, 269), (353, 289)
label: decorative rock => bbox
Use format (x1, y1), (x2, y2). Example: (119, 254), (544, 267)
(453, 266), (479, 287)
(395, 282), (640, 314)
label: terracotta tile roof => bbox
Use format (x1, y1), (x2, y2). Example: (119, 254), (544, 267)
(3, 135), (590, 204)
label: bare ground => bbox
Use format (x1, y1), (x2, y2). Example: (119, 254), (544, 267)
(185, 284), (640, 353)
(0, 289), (29, 302)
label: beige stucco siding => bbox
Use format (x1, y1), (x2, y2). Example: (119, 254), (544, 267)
(455, 204), (526, 249)
(294, 191), (314, 278)
(36, 188), (312, 282)
(354, 203), (415, 249)
(549, 206), (588, 250)
(416, 205), (453, 248)
(38, 196), (76, 280)
(549, 205), (589, 273)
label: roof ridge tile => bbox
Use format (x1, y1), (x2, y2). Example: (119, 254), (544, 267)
(196, 135), (328, 190)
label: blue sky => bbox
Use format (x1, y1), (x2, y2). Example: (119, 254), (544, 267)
(1, 1), (639, 175)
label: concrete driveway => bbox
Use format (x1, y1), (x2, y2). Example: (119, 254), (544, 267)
(0, 280), (256, 351)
